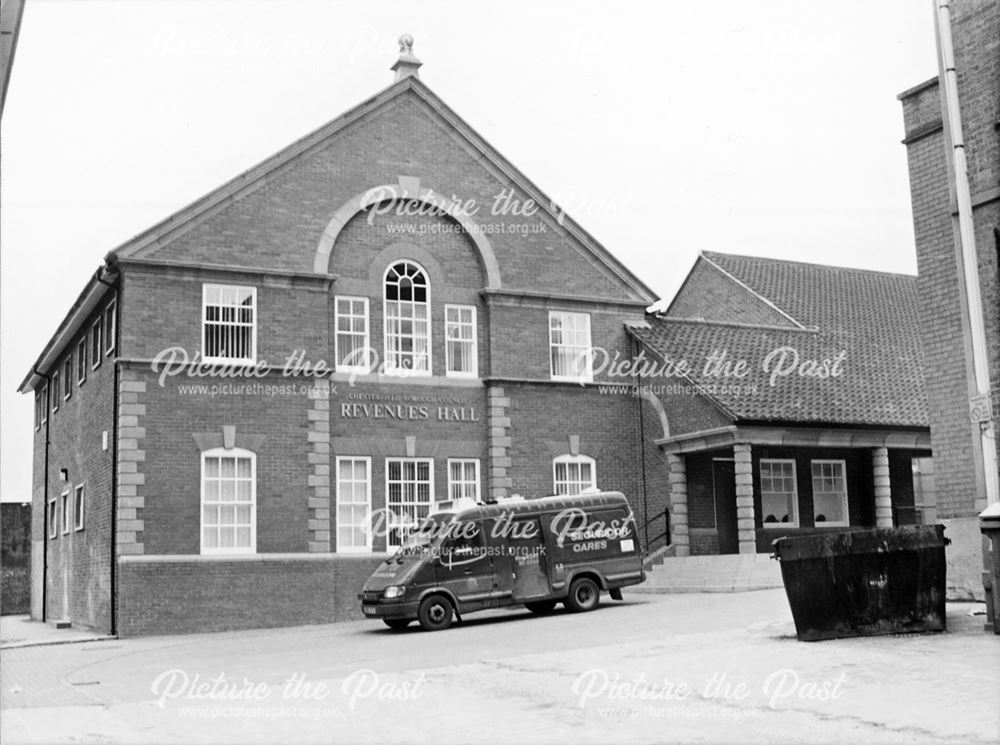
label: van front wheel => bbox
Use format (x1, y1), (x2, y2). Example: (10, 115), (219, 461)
(565, 577), (600, 613)
(417, 595), (454, 631)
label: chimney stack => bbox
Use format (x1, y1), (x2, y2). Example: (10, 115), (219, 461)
(391, 34), (422, 82)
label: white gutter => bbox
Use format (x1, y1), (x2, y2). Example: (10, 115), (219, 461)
(935, 0), (999, 506)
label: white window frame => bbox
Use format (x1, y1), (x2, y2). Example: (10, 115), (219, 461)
(200, 447), (257, 555)
(810, 459), (849, 527)
(74, 484), (85, 532)
(549, 311), (593, 382)
(105, 300), (116, 356)
(385, 457), (434, 548)
(47, 498), (58, 539)
(60, 490), (71, 535)
(383, 261), (431, 376)
(760, 458), (799, 529)
(553, 454), (597, 496)
(63, 357), (73, 400)
(91, 319), (103, 370)
(336, 456), (372, 554)
(34, 391), (42, 431)
(444, 304), (478, 378)
(334, 296), (371, 374)
(201, 284), (258, 364)
(77, 338), (87, 385)
(447, 458), (481, 501)
(51, 371), (60, 413)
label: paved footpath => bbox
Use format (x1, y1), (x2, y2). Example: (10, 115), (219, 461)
(2, 590), (998, 744)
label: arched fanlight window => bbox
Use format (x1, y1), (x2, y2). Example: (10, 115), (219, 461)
(384, 261), (430, 373)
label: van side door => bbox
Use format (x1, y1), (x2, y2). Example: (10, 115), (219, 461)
(499, 517), (551, 601)
(436, 523), (492, 606)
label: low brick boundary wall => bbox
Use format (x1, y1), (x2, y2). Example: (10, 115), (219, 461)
(117, 554), (386, 636)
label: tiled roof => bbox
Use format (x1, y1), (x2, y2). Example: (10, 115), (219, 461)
(631, 252), (929, 428)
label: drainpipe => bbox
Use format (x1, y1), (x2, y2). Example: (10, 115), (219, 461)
(631, 332), (650, 550)
(935, 0), (1000, 507)
(96, 267), (120, 636)
(34, 368), (52, 622)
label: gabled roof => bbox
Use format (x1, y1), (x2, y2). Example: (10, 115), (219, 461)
(21, 67), (659, 393)
(631, 252), (929, 429)
(105, 75), (657, 303)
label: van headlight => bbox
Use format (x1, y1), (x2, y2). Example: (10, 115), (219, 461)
(383, 586), (405, 599)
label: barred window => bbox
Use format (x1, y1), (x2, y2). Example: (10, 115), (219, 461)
(201, 448), (256, 553)
(384, 262), (430, 374)
(203, 285), (256, 362)
(386, 458), (433, 547)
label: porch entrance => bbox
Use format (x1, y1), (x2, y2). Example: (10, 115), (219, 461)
(712, 459), (739, 554)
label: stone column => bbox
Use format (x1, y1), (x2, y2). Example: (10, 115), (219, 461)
(734, 443), (757, 554)
(667, 454), (689, 556)
(873, 447), (893, 528)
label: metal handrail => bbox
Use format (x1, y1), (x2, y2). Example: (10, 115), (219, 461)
(644, 507), (670, 550)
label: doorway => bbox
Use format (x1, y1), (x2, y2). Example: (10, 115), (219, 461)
(713, 459), (739, 554)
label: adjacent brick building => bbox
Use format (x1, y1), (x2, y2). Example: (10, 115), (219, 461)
(632, 252), (934, 559)
(898, 0), (999, 599)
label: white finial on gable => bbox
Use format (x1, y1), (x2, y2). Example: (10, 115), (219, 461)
(391, 34), (422, 82)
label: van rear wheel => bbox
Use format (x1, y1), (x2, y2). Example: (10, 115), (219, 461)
(524, 600), (557, 615)
(565, 577), (600, 613)
(383, 618), (411, 630)
(417, 595), (454, 631)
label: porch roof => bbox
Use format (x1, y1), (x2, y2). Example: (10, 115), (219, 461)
(656, 424), (932, 455)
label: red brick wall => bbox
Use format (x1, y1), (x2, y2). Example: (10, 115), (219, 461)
(32, 294), (117, 632)
(137, 92), (640, 301)
(749, 446), (874, 553)
(121, 267), (332, 365)
(638, 395), (671, 551)
(116, 555), (385, 636)
(900, 0), (1000, 516)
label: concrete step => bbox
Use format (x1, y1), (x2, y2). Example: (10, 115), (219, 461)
(634, 553), (784, 594)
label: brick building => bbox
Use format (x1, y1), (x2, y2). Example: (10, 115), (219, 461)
(898, 0), (999, 599)
(631, 252), (934, 558)
(20, 37), (957, 637)
(18, 39), (668, 636)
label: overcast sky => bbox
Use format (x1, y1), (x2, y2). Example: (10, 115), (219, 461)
(0, 0), (937, 502)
